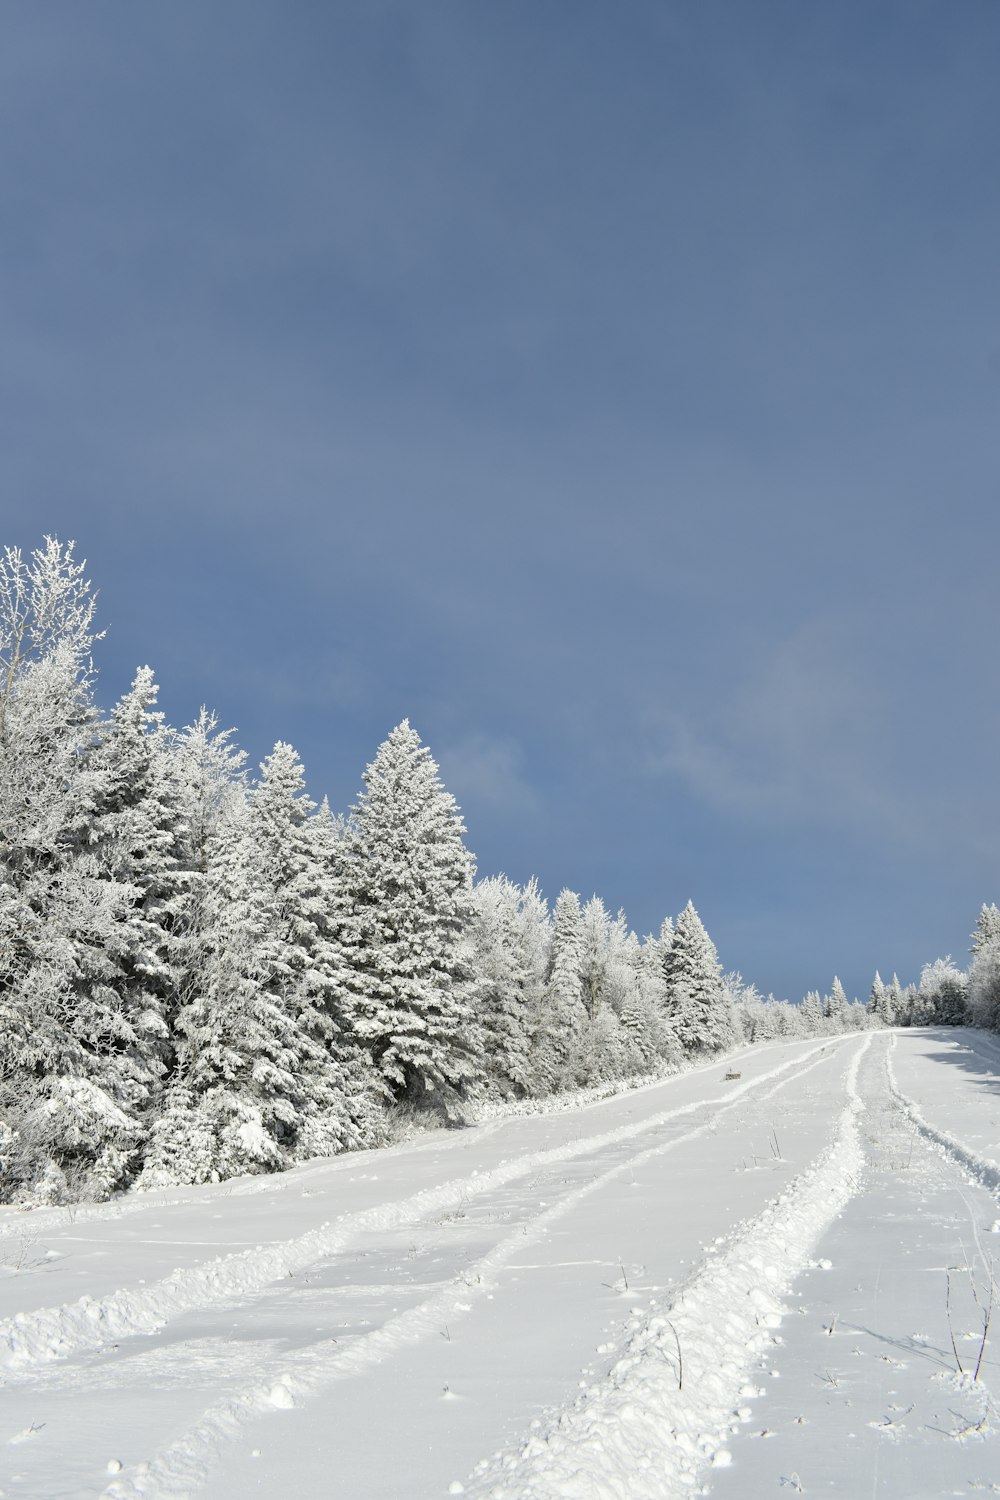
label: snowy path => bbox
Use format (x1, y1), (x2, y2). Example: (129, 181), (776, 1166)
(1, 1030), (998, 1498)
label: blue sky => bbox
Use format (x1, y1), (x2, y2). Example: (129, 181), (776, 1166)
(2, 1), (998, 1001)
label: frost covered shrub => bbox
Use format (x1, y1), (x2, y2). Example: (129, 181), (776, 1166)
(0, 1078), (141, 1203)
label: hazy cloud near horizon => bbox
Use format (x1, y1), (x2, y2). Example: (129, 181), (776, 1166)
(1, 0), (998, 999)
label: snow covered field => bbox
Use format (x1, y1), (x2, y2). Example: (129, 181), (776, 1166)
(1, 1028), (998, 1499)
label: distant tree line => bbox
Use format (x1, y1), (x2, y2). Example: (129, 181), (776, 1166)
(6, 540), (988, 1207)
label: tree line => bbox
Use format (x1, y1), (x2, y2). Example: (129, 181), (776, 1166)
(1, 540), (992, 1206)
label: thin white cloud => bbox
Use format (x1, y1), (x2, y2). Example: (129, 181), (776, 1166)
(436, 731), (540, 815)
(645, 616), (915, 842)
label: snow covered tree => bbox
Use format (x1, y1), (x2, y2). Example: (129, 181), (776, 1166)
(171, 707), (247, 880)
(968, 905), (1000, 1033)
(579, 897), (612, 1024)
(341, 722), (478, 1116)
(467, 876), (537, 1098)
(800, 990), (825, 1032)
(615, 930), (665, 1074)
(249, 742), (383, 1156)
(0, 541), (146, 1200)
(662, 901), (730, 1052)
(82, 667), (193, 1117)
(571, 902), (631, 1085)
(918, 956), (968, 1027)
(143, 795), (307, 1184)
(531, 887), (585, 1093)
(824, 977), (851, 1030)
(972, 903), (1000, 957)
(867, 971), (897, 1027)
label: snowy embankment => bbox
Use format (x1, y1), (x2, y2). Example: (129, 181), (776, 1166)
(460, 1037), (870, 1499)
(0, 1037), (838, 1376)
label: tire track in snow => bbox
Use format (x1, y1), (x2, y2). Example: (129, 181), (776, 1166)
(0, 1116), (511, 1244)
(0, 1038), (851, 1378)
(458, 1035), (871, 1500)
(95, 1038), (860, 1500)
(886, 1034), (1000, 1199)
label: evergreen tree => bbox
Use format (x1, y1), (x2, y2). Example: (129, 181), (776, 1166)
(663, 901), (728, 1052)
(971, 904), (1000, 956)
(918, 956), (968, 1027)
(145, 796), (306, 1183)
(531, 888), (585, 1093)
(0, 542), (145, 1200)
(342, 721), (478, 1116)
(800, 990), (825, 1032)
(249, 742), (383, 1157)
(468, 876), (536, 1098)
(824, 977), (851, 1030)
(616, 930), (662, 1074)
(868, 970), (897, 1027)
(172, 708), (247, 879)
(969, 906), (1000, 1033)
(83, 668), (192, 1120)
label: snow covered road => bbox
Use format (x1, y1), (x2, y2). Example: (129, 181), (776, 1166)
(1, 1030), (998, 1498)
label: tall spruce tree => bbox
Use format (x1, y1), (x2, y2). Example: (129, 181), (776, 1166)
(249, 742), (382, 1156)
(824, 976), (851, 1030)
(145, 795), (307, 1184)
(342, 721), (477, 1116)
(969, 904), (1000, 1032)
(663, 901), (728, 1052)
(83, 667), (192, 1123)
(468, 876), (535, 1098)
(868, 971), (892, 1026)
(0, 541), (146, 1201)
(531, 888), (584, 1094)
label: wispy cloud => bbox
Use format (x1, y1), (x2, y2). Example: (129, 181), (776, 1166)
(436, 731), (540, 816)
(645, 617), (915, 844)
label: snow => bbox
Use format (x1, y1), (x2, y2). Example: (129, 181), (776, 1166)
(1, 1029), (998, 1498)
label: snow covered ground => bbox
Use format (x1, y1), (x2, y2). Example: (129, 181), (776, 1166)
(1, 1028), (997, 1499)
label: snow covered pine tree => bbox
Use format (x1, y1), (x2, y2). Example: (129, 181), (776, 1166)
(342, 721), (478, 1118)
(662, 901), (731, 1054)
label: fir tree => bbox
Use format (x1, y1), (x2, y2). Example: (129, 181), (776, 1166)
(145, 797), (305, 1183)
(468, 876), (535, 1098)
(800, 990), (825, 1032)
(971, 904), (1000, 956)
(663, 901), (728, 1052)
(0, 542), (144, 1200)
(531, 888), (584, 1093)
(249, 742), (382, 1157)
(825, 977), (851, 1030)
(342, 722), (478, 1116)
(918, 957), (968, 1027)
(83, 667), (192, 1120)
(969, 906), (1000, 1033)
(868, 970), (897, 1027)
(617, 931), (662, 1074)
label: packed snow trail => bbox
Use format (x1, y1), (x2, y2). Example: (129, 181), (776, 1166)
(709, 1031), (999, 1499)
(3, 1030), (998, 1499)
(0, 1035), (854, 1498)
(0, 1036), (842, 1374)
(92, 1039), (858, 1500)
(458, 1036), (871, 1498)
